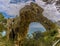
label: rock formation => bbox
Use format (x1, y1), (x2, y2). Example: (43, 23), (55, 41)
(7, 2), (57, 46)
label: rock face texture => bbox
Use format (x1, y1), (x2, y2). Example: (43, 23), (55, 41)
(43, 0), (55, 4)
(7, 2), (56, 46)
(55, 0), (60, 12)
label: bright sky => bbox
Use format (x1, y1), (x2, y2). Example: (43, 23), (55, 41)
(29, 22), (46, 34)
(0, 0), (26, 17)
(0, 0), (60, 22)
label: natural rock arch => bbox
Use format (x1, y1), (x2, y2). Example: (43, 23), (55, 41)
(7, 2), (56, 46)
(28, 22), (46, 35)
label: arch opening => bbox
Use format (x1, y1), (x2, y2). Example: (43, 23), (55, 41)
(28, 22), (46, 35)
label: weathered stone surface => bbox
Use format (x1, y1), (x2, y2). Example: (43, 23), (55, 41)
(7, 2), (56, 46)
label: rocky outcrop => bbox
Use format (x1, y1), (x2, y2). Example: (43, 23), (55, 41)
(7, 2), (57, 46)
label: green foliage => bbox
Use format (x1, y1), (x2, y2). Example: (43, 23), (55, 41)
(0, 38), (13, 46)
(0, 13), (7, 32)
(32, 31), (44, 40)
(0, 28), (59, 46)
(56, 41), (60, 46)
(49, 29), (58, 37)
(0, 13), (7, 23)
(0, 33), (13, 46)
(0, 24), (4, 32)
(0, 13), (4, 22)
(21, 29), (58, 46)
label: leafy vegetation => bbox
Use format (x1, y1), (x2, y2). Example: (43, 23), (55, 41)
(0, 13), (4, 22)
(0, 13), (7, 32)
(21, 29), (58, 46)
(0, 29), (59, 46)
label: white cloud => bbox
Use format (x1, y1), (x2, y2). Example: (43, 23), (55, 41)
(35, 0), (60, 22)
(0, 0), (26, 16)
(0, 0), (34, 16)
(0, 0), (60, 22)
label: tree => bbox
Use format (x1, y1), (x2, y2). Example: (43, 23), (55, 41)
(32, 31), (44, 40)
(0, 13), (7, 32)
(0, 13), (4, 22)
